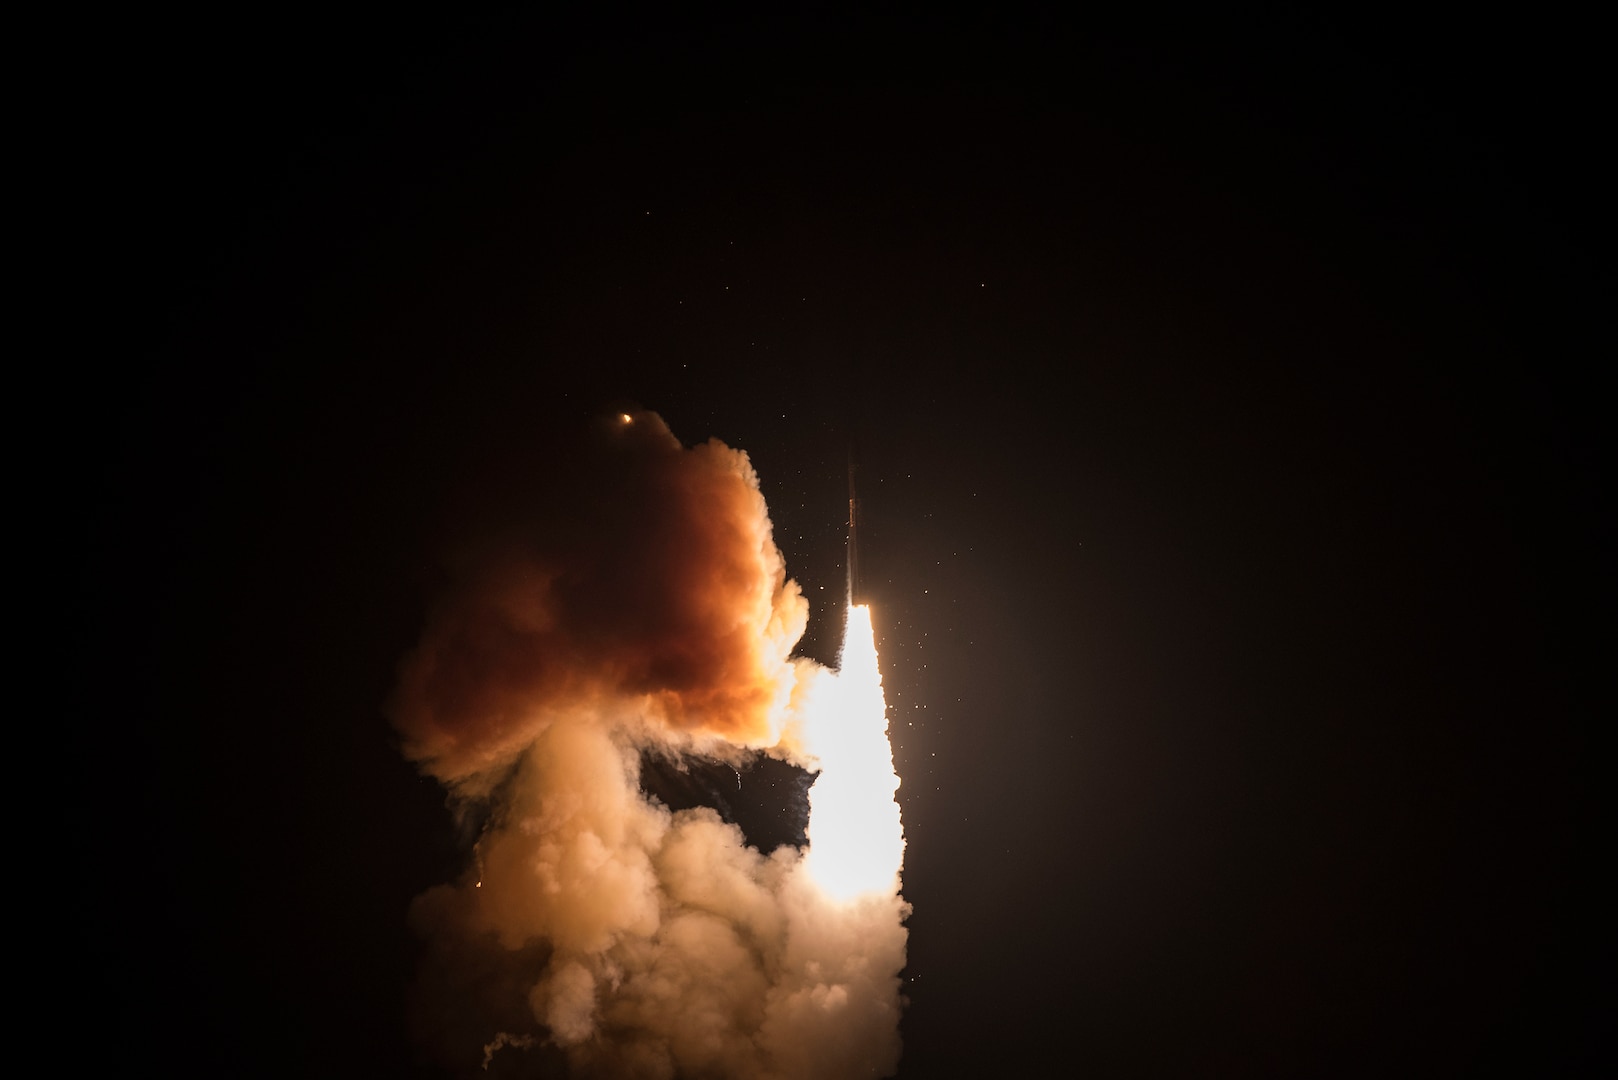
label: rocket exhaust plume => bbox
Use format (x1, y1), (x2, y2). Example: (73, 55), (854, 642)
(802, 604), (904, 902)
(391, 411), (908, 1078)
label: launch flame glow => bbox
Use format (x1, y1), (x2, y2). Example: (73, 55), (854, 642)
(803, 603), (905, 902)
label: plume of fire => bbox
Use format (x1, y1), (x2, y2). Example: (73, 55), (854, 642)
(802, 604), (906, 902)
(392, 411), (908, 1079)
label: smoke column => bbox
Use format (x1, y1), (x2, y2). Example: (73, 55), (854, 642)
(391, 411), (908, 1078)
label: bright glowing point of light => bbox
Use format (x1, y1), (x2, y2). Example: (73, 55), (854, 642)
(802, 603), (905, 902)
(619, 413), (633, 424)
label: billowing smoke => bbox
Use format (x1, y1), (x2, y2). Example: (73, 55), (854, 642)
(391, 410), (908, 1078)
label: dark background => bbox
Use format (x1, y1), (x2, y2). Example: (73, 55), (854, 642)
(83, 12), (1605, 1078)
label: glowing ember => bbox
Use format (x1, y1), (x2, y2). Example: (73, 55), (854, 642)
(802, 603), (905, 901)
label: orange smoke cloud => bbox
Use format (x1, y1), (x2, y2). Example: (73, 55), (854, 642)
(392, 410), (808, 789)
(390, 410), (907, 1079)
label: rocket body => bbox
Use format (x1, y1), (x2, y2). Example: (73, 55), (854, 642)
(847, 457), (861, 604)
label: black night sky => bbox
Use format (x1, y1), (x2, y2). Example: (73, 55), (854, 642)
(85, 13), (1604, 1078)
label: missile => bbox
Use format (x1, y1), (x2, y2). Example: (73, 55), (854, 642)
(847, 453), (861, 605)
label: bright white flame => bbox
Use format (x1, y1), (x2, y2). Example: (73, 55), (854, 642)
(802, 604), (905, 901)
